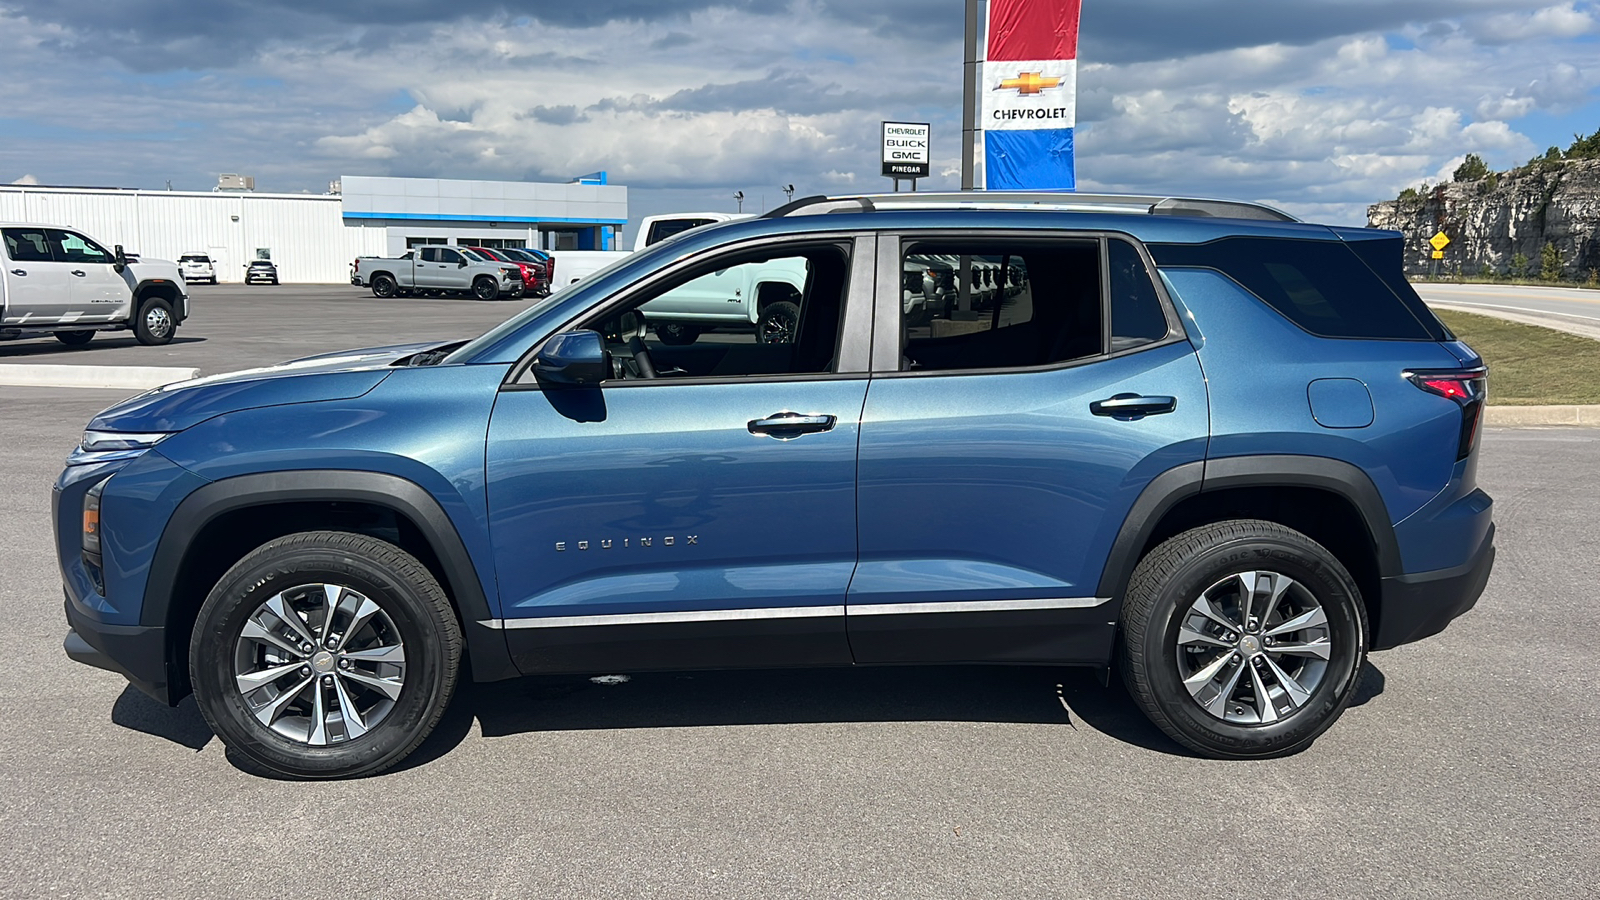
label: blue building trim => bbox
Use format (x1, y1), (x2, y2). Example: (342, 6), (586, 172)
(342, 212), (626, 225)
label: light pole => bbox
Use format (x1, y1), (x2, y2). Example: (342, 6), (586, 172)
(782, 184), (795, 204)
(734, 191), (745, 213)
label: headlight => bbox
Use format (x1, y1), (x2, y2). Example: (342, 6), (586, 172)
(69, 431), (172, 466)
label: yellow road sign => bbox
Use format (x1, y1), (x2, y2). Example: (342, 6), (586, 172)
(1431, 250), (1445, 259)
(1429, 231), (1451, 251)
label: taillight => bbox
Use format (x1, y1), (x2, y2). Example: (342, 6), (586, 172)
(1407, 367), (1487, 460)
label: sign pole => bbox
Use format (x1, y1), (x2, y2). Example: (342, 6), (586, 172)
(961, 0), (981, 190)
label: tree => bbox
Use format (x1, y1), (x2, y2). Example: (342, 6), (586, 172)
(1512, 252), (1530, 277)
(1540, 243), (1564, 281)
(1567, 127), (1600, 160)
(1453, 154), (1490, 182)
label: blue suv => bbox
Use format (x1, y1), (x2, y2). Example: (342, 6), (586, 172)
(56, 193), (1495, 778)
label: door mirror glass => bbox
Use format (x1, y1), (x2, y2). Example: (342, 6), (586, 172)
(534, 330), (610, 385)
(113, 244), (127, 273)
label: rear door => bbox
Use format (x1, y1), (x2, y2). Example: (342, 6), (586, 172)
(847, 232), (1210, 665)
(52, 229), (127, 322)
(1, 227), (72, 324)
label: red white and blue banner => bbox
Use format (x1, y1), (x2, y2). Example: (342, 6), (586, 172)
(981, 0), (1081, 191)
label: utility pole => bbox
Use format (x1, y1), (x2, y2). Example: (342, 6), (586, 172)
(961, 0), (982, 191)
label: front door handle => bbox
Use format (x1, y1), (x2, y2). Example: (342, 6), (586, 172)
(1091, 393), (1177, 419)
(9, 269), (24, 276)
(748, 412), (836, 439)
(71, 270), (87, 277)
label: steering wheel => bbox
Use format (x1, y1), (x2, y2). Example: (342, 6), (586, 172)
(616, 312), (657, 379)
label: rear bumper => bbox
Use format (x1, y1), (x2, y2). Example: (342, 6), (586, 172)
(1373, 523), (1495, 650)
(63, 595), (173, 705)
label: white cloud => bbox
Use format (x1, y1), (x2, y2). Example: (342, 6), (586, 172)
(11, 174), (40, 185)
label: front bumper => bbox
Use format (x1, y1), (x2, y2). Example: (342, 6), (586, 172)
(63, 595), (173, 704)
(1374, 523), (1495, 650)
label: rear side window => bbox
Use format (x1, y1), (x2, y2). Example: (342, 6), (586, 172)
(3, 228), (53, 262)
(1344, 236), (1449, 340)
(1149, 237), (1435, 340)
(1108, 239), (1170, 350)
(646, 218), (717, 247)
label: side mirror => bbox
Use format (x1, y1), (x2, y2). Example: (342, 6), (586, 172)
(458, 260), (468, 268)
(534, 330), (610, 385)
(113, 245), (127, 274)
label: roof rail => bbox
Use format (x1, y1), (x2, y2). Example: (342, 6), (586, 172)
(761, 192), (1297, 222)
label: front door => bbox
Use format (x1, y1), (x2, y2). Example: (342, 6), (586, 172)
(485, 235), (875, 673)
(848, 233), (1211, 665)
(1, 227), (72, 324)
(53, 229), (128, 323)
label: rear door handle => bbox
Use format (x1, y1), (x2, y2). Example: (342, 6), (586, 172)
(9, 269), (24, 276)
(748, 412), (836, 439)
(71, 270), (87, 277)
(1090, 393), (1177, 419)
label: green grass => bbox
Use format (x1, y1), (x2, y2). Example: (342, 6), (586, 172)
(1412, 275), (1600, 290)
(1435, 309), (1600, 405)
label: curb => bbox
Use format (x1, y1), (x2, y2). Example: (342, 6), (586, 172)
(0, 363), (199, 390)
(1484, 405), (1600, 427)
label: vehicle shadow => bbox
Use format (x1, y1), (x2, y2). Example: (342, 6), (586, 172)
(112, 658), (1388, 773)
(0, 336), (206, 358)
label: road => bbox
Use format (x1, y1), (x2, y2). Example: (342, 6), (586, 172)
(1, 384), (1596, 898)
(1415, 283), (1600, 337)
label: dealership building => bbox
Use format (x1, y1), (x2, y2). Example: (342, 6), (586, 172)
(0, 174), (628, 284)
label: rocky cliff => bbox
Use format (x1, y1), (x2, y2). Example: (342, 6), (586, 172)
(1367, 158), (1600, 280)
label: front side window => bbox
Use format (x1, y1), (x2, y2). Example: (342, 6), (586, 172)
(561, 243), (852, 382)
(900, 240), (1102, 372)
(3, 228), (53, 262)
(50, 230), (112, 264)
(438, 249), (464, 265)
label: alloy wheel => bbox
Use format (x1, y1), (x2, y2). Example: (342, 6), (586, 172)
(145, 306), (173, 340)
(1174, 570), (1333, 725)
(233, 583), (407, 745)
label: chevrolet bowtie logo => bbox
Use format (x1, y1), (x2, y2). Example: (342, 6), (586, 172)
(998, 72), (1061, 95)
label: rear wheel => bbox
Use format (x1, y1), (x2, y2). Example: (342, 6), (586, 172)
(189, 531), (461, 779)
(54, 330), (94, 346)
(1120, 520), (1367, 758)
(473, 277), (500, 301)
(371, 275), (398, 299)
(133, 297), (176, 345)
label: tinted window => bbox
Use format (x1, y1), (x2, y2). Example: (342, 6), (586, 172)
(646, 218), (717, 247)
(419, 248), (439, 262)
(1149, 237), (1434, 340)
(572, 243), (852, 381)
(180, 254), (210, 263)
(1108, 239), (1170, 350)
(1344, 235), (1449, 340)
(438, 249), (464, 265)
(50, 230), (111, 264)
(3, 228), (53, 262)
(900, 241), (1102, 372)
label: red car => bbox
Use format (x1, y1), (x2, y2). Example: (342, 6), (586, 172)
(461, 247), (548, 296)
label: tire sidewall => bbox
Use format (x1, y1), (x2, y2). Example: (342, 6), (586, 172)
(190, 542), (452, 778)
(134, 298), (175, 345)
(372, 275), (397, 298)
(1142, 535), (1367, 757)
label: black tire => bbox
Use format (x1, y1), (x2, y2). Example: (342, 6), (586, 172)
(371, 274), (398, 299)
(54, 330), (94, 346)
(757, 299), (801, 345)
(472, 277), (500, 301)
(189, 531), (462, 779)
(1120, 520), (1368, 759)
(133, 297), (176, 345)
(654, 322), (701, 345)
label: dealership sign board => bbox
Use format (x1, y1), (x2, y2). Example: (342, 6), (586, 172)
(882, 122), (931, 178)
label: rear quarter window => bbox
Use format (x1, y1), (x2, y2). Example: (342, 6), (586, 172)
(1149, 237), (1436, 340)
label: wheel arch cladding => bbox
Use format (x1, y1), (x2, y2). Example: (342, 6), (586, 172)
(1097, 455), (1399, 639)
(145, 470), (516, 703)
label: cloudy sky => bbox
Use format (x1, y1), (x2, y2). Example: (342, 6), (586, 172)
(2, 0), (1598, 229)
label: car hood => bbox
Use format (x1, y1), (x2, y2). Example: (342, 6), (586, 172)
(88, 341), (448, 433)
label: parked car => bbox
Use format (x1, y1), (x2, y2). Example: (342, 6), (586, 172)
(1, 223), (187, 346)
(460, 247), (547, 297)
(245, 260), (279, 285)
(352, 247), (522, 300)
(497, 248), (555, 295)
(57, 192), (1494, 779)
(178, 253), (216, 284)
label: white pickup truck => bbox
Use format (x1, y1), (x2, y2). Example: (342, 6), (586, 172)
(1, 224), (188, 346)
(352, 246), (523, 300)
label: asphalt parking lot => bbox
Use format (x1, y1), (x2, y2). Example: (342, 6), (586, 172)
(1, 288), (1597, 898)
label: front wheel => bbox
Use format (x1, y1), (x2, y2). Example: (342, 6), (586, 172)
(1120, 520), (1367, 759)
(756, 300), (800, 344)
(189, 531), (462, 779)
(473, 277), (500, 301)
(133, 298), (176, 345)
(54, 330), (94, 346)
